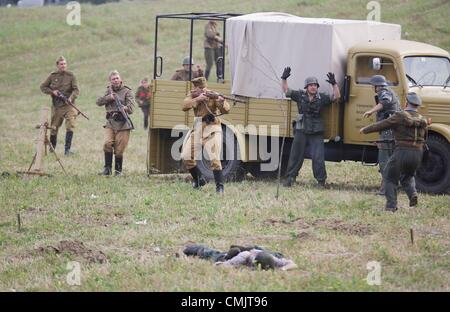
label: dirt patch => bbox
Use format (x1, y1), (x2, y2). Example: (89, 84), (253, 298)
(36, 240), (107, 264)
(264, 217), (373, 236)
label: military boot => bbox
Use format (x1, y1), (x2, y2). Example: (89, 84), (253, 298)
(189, 167), (206, 189)
(64, 131), (74, 156)
(50, 134), (57, 150)
(282, 176), (295, 187)
(213, 170), (224, 194)
(114, 156), (123, 176)
(204, 70), (210, 81)
(101, 152), (113, 176)
(409, 192), (418, 207)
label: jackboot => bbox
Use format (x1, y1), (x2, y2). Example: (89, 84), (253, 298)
(189, 167), (206, 189)
(213, 170), (224, 194)
(50, 134), (57, 150)
(64, 131), (74, 155)
(100, 152), (113, 176)
(114, 156), (123, 176)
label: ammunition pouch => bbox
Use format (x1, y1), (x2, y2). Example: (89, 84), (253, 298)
(106, 112), (125, 122)
(202, 114), (216, 125)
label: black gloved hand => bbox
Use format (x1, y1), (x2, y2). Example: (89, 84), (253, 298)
(326, 72), (336, 85)
(281, 67), (291, 80)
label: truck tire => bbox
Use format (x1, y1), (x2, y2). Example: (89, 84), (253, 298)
(247, 156), (288, 180)
(196, 126), (245, 182)
(416, 135), (450, 194)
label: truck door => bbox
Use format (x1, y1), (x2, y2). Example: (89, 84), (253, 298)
(344, 53), (403, 145)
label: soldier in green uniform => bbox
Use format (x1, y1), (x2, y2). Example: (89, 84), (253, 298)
(180, 77), (230, 193)
(96, 70), (135, 176)
(204, 20), (223, 81)
(363, 75), (401, 195)
(360, 92), (428, 212)
(135, 77), (152, 130)
(171, 56), (204, 82)
(40, 56), (80, 155)
(280, 67), (341, 187)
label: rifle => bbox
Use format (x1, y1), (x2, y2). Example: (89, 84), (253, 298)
(111, 92), (135, 130)
(55, 91), (89, 120)
(204, 90), (247, 104)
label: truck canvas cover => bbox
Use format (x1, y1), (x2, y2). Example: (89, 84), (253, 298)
(226, 12), (401, 99)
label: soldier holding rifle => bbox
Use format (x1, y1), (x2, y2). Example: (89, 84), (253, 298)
(96, 70), (135, 176)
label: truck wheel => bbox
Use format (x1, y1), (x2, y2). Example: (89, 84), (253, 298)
(247, 156), (288, 180)
(196, 126), (245, 182)
(416, 135), (450, 194)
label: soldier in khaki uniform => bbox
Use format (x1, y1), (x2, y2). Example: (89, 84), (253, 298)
(135, 77), (152, 129)
(40, 56), (80, 155)
(96, 70), (135, 176)
(181, 77), (230, 193)
(171, 56), (204, 82)
(204, 20), (223, 81)
(360, 92), (428, 212)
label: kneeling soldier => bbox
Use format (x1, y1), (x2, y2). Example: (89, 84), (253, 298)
(181, 77), (230, 193)
(96, 70), (135, 176)
(360, 92), (428, 212)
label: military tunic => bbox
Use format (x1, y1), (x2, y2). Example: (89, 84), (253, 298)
(285, 88), (335, 183)
(180, 88), (230, 170)
(375, 87), (401, 179)
(96, 84), (135, 157)
(40, 70), (80, 135)
(362, 110), (428, 209)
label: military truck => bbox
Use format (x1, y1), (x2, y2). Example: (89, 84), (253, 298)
(147, 13), (450, 194)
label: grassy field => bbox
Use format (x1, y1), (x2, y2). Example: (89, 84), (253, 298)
(0, 0), (449, 291)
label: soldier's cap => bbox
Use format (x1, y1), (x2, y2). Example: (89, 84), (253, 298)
(406, 92), (422, 106)
(304, 76), (320, 89)
(192, 77), (207, 88)
(109, 70), (121, 80)
(370, 74), (388, 86)
(183, 56), (194, 65)
(56, 56), (66, 65)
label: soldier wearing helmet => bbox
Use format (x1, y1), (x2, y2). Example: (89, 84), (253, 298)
(360, 92), (428, 212)
(363, 74), (401, 195)
(280, 67), (341, 187)
(171, 56), (204, 81)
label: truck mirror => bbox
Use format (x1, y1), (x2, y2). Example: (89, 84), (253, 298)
(372, 57), (382, 71)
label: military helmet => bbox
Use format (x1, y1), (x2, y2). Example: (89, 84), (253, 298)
(304, 76), (320, 89)
(254, 252), (275, 270)
(183, 56), (194, 65)
(192, 77), (206, 88)
(370, 75), (388, 86)
(406, 92), (422, 106)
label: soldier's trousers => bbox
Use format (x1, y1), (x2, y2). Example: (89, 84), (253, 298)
(140, 105), (149, 129)
(285, 130), (327, 183)
(204, 47), (223, 80)
(378, 142), (394, 177)
(103, 128), (130, 157)
(384, 147), (422, 209)
(181, 128), (222, 171)
(50, 105), (77, 136)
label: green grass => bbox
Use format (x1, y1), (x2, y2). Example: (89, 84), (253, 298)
(0, 0), (449, 291)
